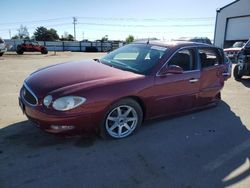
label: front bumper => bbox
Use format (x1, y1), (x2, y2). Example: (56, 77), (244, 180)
(19, 97), (99, 135)
(0, 48), (6, 53)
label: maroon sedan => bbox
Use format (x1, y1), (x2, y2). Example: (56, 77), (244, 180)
(19, 41), (231, 139)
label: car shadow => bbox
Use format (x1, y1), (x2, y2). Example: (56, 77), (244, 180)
(0, 121), (95, 149)
(0, 101), (249, 188)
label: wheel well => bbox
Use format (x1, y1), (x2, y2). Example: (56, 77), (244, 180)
(104, 96), (146, 121)
(215, 92), (221, 99)
(122, 96), (146, 119)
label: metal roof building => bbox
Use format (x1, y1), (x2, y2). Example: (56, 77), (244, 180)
(214, 0), (250, 48)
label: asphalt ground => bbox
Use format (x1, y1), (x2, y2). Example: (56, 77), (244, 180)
(0, 52), (250, 188)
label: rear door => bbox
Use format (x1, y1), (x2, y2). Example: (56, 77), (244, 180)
(153, 48), (200, 117)
(197, 47), (225, 106)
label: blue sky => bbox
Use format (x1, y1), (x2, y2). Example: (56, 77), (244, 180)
(0, 0), (234, 41)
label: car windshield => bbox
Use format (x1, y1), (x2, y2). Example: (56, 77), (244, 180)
(0, 38), (3, 43)
(100, 43), (167, 75)
(232, 42), (245, 48)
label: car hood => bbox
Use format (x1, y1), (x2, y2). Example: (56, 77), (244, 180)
(25, 60), (143, 98)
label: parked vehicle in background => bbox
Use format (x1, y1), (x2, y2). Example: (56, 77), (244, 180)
(224, 41), (246, 63)
(16, 40), (48, 54)
(233, 39), (250, 80)
(173, 37), (212, 45)
(19, 40), (230, 139)
(0, 38), (7, 56)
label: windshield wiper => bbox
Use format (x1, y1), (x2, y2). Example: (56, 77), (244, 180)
(100, 59), (140, 74)
(110, 60), (140, 73)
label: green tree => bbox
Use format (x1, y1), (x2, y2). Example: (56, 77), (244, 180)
(60, 32), (74, 41)
(11, 35), (19, 39)
(101, 35), (108, 42)
(67, 34), (74, 41)
(126, 35), (134, 44)
(33, 26), (59, 41)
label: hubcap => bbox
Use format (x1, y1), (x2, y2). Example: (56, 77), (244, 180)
(105, 105), (138, 138)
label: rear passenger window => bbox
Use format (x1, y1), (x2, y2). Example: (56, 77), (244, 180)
(168, 49), (196, 71)
(198, 48), (222, 68)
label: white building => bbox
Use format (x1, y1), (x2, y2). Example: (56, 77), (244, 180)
(214, 0), (250, 48)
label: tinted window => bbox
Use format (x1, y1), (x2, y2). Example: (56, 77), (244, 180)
(233, 41), (245, 48)
(168, 49), (196, 71)
(198, 48), (222, 68)
(31, 42), (39, 45)
(0, 38), (3, 43)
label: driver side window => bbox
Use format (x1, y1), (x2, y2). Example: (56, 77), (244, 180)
(168, 49), (196, 71)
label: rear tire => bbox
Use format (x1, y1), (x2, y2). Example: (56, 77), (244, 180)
(100, 98), (143, 139)
(233, 64), (243, 80)
(16, 46), (24, 55)
(16, 50), (24, 55)
(41, 48), (48, 54)
(0, 53), (3, 56)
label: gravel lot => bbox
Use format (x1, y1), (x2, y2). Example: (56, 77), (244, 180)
(0, 52), (250, 188)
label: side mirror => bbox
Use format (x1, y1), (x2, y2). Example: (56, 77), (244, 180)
(159, 65), (184, 76)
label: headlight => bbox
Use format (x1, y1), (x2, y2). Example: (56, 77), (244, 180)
(52, 96), (86, 111)
(43, 95), (53, 107)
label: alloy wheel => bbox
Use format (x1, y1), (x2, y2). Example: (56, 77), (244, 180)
(105, 105), (138, 138)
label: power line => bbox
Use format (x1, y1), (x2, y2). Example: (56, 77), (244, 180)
(0, 23), (72, 31)
(0, 16), (216, 40)
(0, 16), (215, 26)
(0, 17), (72, 26)
(77, 16), (215, 22)
(0, 20), (213, 33)
(78, 22), (213, 28)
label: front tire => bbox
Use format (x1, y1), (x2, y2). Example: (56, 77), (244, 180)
(0, 53), (3, 56)
(41, 48), (48, 54)
(233, 64), (243, 80)
(100, 99), (143, 139)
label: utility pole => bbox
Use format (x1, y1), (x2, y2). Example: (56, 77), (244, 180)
(9, 29), (12, 39)
(73, 17), (77, 41)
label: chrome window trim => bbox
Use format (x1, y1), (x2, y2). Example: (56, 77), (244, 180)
(22, 82), (38, 106)
(156, 46), (200, 77)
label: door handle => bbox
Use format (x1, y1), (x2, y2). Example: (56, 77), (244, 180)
(222, 72), (230, 76)
(189, 78), (199, 83)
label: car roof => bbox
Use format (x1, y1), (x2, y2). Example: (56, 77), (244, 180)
(133, 40), (215, 49)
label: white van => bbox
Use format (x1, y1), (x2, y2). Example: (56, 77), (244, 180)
(0, 38), (7, 56)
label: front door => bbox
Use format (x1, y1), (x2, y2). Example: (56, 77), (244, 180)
(152, 48), (200, 117)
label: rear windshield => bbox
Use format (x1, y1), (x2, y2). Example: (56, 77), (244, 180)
(0, 38), (3, 43)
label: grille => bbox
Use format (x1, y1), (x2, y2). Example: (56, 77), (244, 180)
(22, 84), (38, 105)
